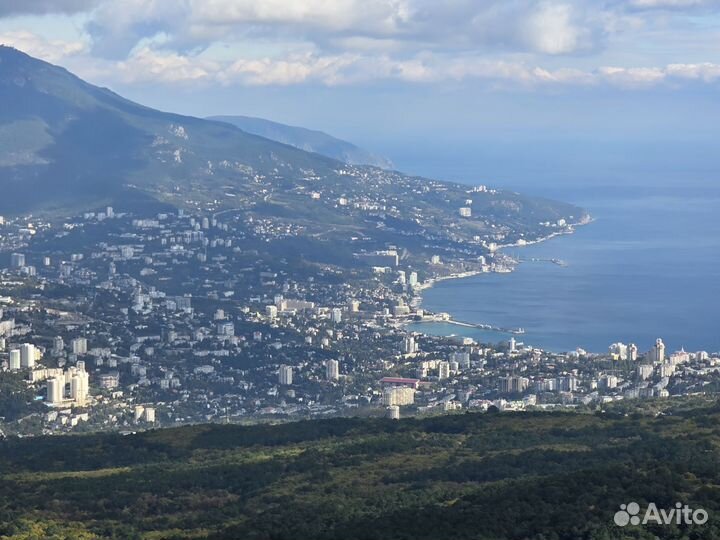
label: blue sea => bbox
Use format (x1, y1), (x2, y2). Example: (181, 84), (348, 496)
(393, 140), (720, 353)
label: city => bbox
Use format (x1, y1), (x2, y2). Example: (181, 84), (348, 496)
(1, 206), (716, 438)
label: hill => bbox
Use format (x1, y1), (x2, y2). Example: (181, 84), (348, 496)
(0, 46), (584, 257)
(208, 115), (393, 169)
(1, 402), (719, 539)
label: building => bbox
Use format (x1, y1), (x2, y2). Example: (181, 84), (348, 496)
(53, 336), (64, 354)
(325, 359), (339, 381)
(627, 343), (638, 361)
(383, 386), (415, 406)
(20, 343), (36, 368)
(9, 349), (20, 370)
(278, 364), (293, 385)
(499, 376), (529, 394)
(98, 372), (120, 389)
(637, 364), (654, 380)
(408, 272), (418, 287)
(72, 337), (88, 355)
(47, 377), (65, 406)
(438, 361), (450, 381)
(402, 336), (418, 354)
(649, 338), (666, 363)
(459, 207), (472, 217)
(265, 305), (278, 319)
(10, 253), (25, 268)
(65, 362), (90, 407)
(216, 321), (235, 337)
(331, 308), (342, 324)
(379, 377), (420, 389)
(387, 405), (400, 420)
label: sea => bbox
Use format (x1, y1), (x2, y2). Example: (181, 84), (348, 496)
(388, 140), (720, 353)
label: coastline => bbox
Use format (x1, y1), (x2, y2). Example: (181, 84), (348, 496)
(408, 215), (593, 339)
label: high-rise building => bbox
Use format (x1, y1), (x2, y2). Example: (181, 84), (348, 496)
(325, 359), (339, 381)
(408, 272), (418, 287)
(331, 308), (342, 324)
(278, 364), (293, 385)
(649, 338), (665, 363)
(10, 253), (25, 268)
(20, 343), (36, 368)
(53, 336), (64, 354)
(71, 369), (89, 406)
(9, 349), (21, 370)
(47, 377), (65, 406)
(627, 343), (638, 361)
(402, 336), (418, 354)
(438, 361), (450, 381)
(72, 337), (88, 355)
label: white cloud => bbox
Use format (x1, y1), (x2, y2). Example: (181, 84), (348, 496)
(0, 30), (87, 62)
(523, 3), (590, 54)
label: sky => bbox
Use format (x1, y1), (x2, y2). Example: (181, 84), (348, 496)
(0, 0), (719, 170)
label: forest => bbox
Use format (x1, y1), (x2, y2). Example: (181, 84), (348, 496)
(1, 400), (719, 539)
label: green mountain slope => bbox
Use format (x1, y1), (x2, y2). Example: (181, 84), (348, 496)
(0, 46), (584, 252)
(208, 115), (393, 169)
(1, 402), (719, 539)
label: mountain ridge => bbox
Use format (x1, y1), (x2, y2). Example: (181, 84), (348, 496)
(208, 114), (394, 169)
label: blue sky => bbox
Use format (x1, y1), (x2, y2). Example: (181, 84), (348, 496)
(0, 0), (719, 163)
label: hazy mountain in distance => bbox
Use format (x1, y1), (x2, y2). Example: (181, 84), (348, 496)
(208, 115), (393, 169)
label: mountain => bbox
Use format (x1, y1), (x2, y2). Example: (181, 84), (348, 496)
(208, 114), (393, 169)
(0, 46), (585, 256)
(1, 401), (719, 539)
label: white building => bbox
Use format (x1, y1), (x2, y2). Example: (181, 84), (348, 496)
(72, 337), (88, 355)
(47, 378), (65, 406)
(20, 343), (36, 368)
(265, 305), (278, 319)
(402, 336), (418, 354)
(278, 364), (293, 385)
(325, 359), (339, 381)
(10, 253), (25, 268)
(649, 338), (666, 363)
(9, 349), (21, 370)
(637, 364), (654, 380)
(331, 308), (342, 324)
(438, 361), (450, 381)
(383, 386), (415, 406)
(408, 272), (418, 287)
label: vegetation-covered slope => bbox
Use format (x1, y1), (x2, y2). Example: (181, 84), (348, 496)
(209, 115), (393, 169)
(0, 46), (584, 254)
(1, 401), (719, 539)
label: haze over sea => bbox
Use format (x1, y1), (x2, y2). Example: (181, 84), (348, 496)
(389, 140), (720, 354)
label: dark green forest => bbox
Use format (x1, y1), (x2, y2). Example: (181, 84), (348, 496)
(2, 402), (720, 539)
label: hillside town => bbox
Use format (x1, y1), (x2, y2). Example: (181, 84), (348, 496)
(0, 207), (717, 437)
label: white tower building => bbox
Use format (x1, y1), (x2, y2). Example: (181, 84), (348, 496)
(47, 377), (65, 406)
(325, 359), (339, 381)
(9, 349), (21, 370)
(20, 343), (36, 368)
(278, 364), (293, 385)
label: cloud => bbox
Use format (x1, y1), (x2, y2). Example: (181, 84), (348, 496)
(627, 0), (720, 9)
(0, 0), (98, 17)
(90, 44), (720, 90)
(82, 0), (611, 59)
(0, 30), (87, 62)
